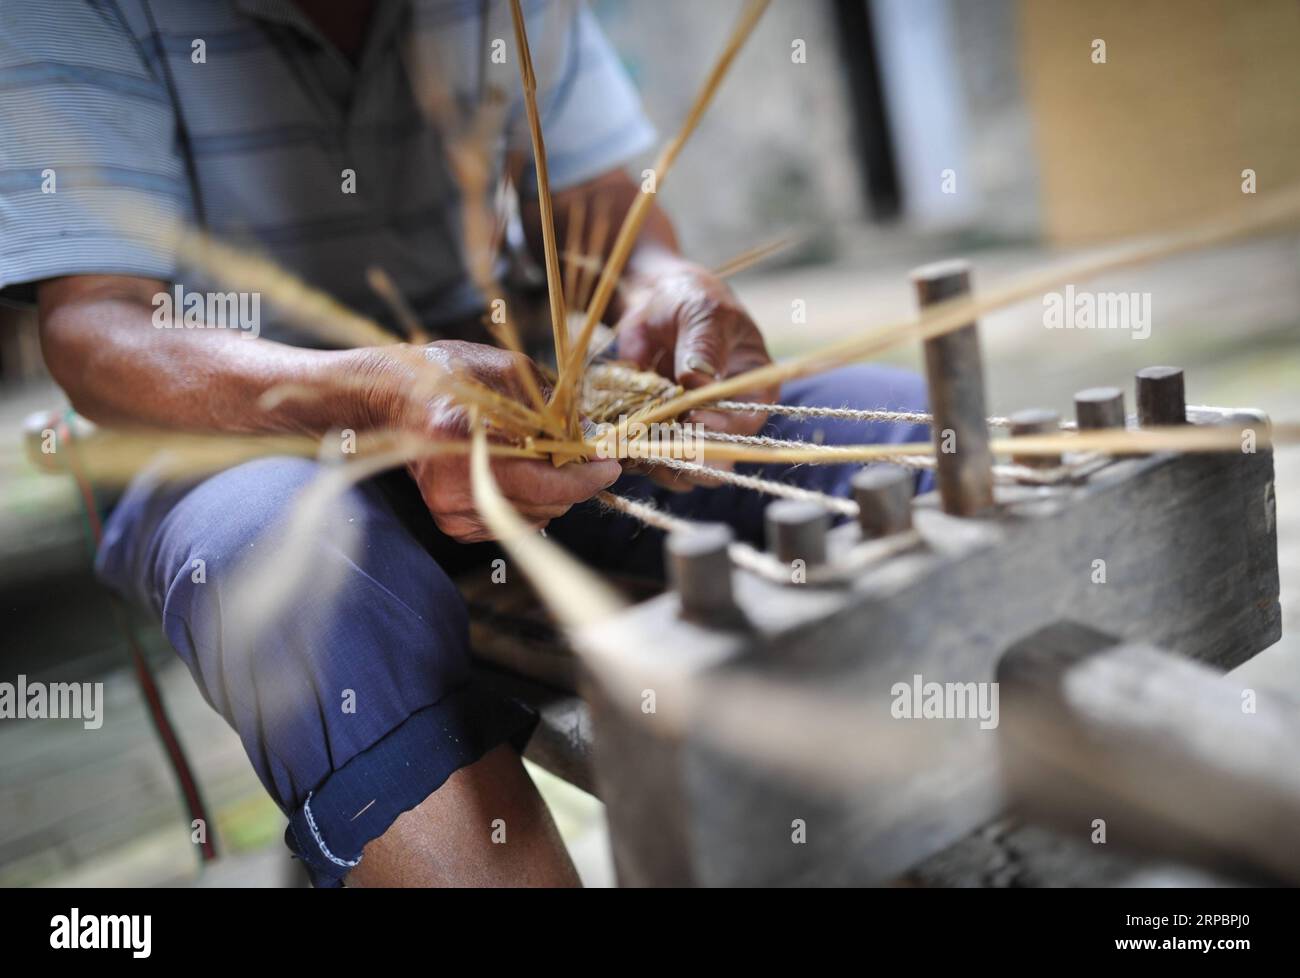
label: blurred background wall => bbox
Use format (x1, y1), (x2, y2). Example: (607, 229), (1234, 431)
(585, 0), (1300, 256)
(1019, 0), (1300, 242)
(591, 0), (1044, 259)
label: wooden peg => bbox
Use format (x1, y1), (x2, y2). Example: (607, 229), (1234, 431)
(912, 260), (995, 516)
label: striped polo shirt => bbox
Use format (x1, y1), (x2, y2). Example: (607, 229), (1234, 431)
(0, 0), (654, 343)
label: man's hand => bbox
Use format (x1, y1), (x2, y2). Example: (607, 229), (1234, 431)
(522, 170), (777, 490)
(370, 340), (621, 543)
(614, 258), (778, 489)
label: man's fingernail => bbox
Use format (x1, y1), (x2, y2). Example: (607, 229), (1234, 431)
(683, 354), (717, 378)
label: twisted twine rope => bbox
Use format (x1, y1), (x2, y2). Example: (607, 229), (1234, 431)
(645, 456), (860, 516)
(711, 400), (1017, 428)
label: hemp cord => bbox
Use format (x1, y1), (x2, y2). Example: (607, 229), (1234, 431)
(709, 400), (1015, 428)
(644, 456), (861, 516)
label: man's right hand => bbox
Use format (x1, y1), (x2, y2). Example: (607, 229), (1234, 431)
(365, 339), (622, 543)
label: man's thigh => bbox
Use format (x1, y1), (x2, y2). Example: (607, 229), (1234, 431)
(96, 457), (536, 886)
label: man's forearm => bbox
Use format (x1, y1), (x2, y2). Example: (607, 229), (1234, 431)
(38, 276), (388, 436)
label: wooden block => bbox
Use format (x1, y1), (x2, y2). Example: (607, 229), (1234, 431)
(582, 405), (1280, 885)
(999, 622), (1300, 882)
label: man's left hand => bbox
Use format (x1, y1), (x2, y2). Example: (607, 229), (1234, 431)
(615, 260), (778, 489)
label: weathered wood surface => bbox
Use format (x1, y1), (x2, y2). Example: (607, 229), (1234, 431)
(582, 406), (1280, 885)
(999, 621), (1300, 882)
(905, 816), (1261, 888)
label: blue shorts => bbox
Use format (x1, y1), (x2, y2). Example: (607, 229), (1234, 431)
(94, 365), (930, 886)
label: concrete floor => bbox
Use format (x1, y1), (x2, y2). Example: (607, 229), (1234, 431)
(1, 229), (1296, 887)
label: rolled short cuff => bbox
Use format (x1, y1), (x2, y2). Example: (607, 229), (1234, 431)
(285, 684), (538, 887)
